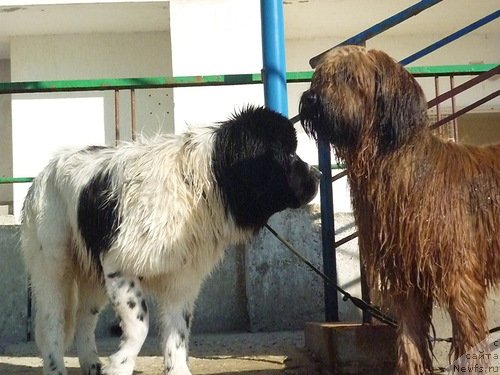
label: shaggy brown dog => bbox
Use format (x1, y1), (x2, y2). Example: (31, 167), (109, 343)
(300, 45), (500, 374)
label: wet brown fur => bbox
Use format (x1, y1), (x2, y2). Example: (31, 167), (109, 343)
(300, 45), (500, 374)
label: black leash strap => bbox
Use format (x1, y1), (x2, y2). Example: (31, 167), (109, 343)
(264, 223), (398, 328)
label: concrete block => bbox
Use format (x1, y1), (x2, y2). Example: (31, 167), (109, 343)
(0, 225), (27, 347)
(334, 213), (362, 322)
(191, 244), (249, 333)
(245, 205), (325, 331)
(305, 322), (397, 374)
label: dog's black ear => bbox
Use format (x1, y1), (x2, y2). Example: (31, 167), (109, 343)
(372, 50), (428, 152)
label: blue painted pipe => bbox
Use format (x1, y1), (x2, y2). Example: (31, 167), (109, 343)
(400, 10), (500, 66)
(260, 0), (288, 116)
(317, 137), (340, 322)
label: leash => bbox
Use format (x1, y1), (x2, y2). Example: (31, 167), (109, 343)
(264, 223), (398, 328)
(264, 223), (500, 344)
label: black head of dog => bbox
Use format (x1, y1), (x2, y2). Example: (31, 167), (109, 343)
(300, 45), (428, 156)
(213, 106), (320, 231)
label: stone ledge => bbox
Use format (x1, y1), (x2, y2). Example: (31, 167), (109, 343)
(305, 322), (396, 374)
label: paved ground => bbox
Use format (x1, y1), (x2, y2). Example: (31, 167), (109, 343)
(0, 331), (325, 374)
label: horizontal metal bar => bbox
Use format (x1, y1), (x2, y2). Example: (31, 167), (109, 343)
(0, 65), (494, 95)
(332, 170), (348, 182)
(430, 90), (500, 130)
(309, 0), (442, 68)
(335, 231), (359, 248)
(427, 65), (500, 108)
(408, 64), (498, 77)
(0, 177), (33, 184)
(400, 11), (500, 66)
(0, 74), (262, 94)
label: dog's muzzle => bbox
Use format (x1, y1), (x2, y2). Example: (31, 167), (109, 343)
(299, 89), (323, 139)
(309, 165), (322, 181)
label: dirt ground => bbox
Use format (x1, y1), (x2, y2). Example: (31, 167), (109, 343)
(0, 331), (326, 375)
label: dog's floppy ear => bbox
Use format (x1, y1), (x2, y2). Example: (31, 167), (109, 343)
(370, 50), (428, 151)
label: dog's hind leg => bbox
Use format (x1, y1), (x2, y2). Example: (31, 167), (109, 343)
(101, 257), (149, 375)
(447, 274), (488, 369)
(394, 291), (433, 375)
(75, 276), (108, 375)
(29, 249), (73, 375)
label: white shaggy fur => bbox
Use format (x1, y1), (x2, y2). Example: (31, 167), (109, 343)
(21, 128), (254, 375)
(21, 105), (320, 375)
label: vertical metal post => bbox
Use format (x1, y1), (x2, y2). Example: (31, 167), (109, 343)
(260, 0), (288, 116)
(318, 137), (339, 322)
(131, 89), (137, 141)
(450, 76), (458, 141)
(114, 90), (120, 145)
(434, 77), (440, 136)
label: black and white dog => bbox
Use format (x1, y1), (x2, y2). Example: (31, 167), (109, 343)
(21, 106), (320, 375)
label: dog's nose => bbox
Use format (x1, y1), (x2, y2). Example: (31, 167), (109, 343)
(301, 89), (319, 108)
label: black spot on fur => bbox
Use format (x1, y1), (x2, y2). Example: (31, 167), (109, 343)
(89, 362), (102, 375)
(120, 358), (128, 365)
(212, 106), (318, 230)
(78, 169), (120, 267)
(137, 313), (144, 321)
(91, 307), (99, 315)
(141, 299), (147, 314)
(128, 281), (135, 291)
(183, 310), (192, 329)
(107, 271), (121, 279)
(127, 299), (136, 309)
(48, 353), (57, 371)
(176, 331), (186, 349)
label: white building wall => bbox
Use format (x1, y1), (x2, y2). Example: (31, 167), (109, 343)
(0, 59), (12, 209)
(169, 0), (264, 132)
(10, 31), (173, 218)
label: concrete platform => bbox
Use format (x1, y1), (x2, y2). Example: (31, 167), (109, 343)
(305, 322), (397, 374)
(0, 331), (324, 374)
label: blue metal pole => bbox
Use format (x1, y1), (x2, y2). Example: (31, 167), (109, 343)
(260, 0), (288, 116)
(317, 137), (340, 322)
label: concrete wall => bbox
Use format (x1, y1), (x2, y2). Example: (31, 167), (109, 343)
(0, 225), (26, 348)
(0, 203), (356, 344)
(169, 0), (264, 132)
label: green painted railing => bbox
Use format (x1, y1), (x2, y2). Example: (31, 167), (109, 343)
(0, 64), (496, 94)
(0, 63), (497, 184)
(0, 177), (33, 184)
